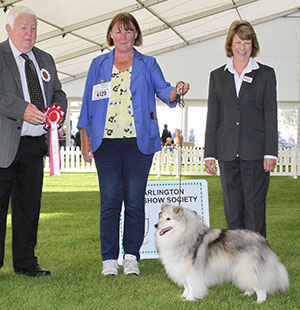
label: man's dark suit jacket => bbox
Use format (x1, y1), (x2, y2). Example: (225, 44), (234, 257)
(204, 62), (278, 161)
(0, 39), (67, 168)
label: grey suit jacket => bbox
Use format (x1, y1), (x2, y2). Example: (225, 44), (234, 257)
(0, 39), (67, 168)
(204, 62), (278, 161)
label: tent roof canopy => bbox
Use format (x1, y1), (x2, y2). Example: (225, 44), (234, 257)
(0, 0), (299, 83)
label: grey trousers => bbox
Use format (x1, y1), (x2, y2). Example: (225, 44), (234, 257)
(219, 157), (270, 237)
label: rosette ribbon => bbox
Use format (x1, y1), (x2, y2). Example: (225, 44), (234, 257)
(43, 104), (64, 176)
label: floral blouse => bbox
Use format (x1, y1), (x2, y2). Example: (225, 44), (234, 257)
(103, 65), (137, 138)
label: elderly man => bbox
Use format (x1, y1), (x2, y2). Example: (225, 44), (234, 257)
(0, 6), (67, 276)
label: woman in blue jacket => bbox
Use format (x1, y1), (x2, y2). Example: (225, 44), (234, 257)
(77, 12), (189, 276)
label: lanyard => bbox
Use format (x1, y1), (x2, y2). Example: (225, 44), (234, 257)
(174, 81), (185, 203)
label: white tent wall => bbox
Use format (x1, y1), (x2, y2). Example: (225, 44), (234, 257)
(63, 15), (300, 146)
(154, 16), (300, 101)
(63, 15), (300, 101)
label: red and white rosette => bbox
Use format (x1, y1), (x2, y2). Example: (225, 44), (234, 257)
(43, 104), (64, 176)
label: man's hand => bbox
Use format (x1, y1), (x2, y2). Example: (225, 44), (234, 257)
(23, 103), (45, 125)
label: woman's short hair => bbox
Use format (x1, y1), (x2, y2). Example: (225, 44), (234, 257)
(106, 12), (142, 47)
(7, 6), (36, 28)
(225, 20), (259, 58)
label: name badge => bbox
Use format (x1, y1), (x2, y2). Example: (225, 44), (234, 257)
(92, 82), (111, 101)
(243, 76), (253, 83)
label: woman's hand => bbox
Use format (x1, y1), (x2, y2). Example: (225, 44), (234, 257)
(205, 159), (217, 175)
(264, 158), (277, 172)
(175, 81), (190, 96)
(80, 128), (94, 163)
(169, 81), (190, 102)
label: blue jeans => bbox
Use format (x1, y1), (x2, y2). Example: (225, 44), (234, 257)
(94, 138), (154, 261)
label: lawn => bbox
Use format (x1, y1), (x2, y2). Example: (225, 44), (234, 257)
(0, 173), (299, 310)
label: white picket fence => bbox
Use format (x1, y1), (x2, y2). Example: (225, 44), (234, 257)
(44, 146), (300, 178)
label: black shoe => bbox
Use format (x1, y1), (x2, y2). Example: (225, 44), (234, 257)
(15, 265), (51, 277)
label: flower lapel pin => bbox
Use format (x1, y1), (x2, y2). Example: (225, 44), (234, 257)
(41, 68), (51, 82)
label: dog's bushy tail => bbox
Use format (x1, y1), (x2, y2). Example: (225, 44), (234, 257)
(261, 253), (289, 294)
(276, 262), (289, 292)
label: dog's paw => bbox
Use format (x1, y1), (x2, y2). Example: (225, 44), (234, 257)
(185, 292), (207, 301)
(256, 290), (267, 304)
(185, 295), (197, 302)
(244, 290), (254, 297)
(182, 288), (189, 298)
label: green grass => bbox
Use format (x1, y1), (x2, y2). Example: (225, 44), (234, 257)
(0, 173), (299, 310)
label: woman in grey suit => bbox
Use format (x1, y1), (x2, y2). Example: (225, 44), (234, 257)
(204, 20), (278, 237)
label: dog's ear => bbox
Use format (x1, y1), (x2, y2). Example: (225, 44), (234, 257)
(173, 205), (184, 214)
(161, 203), (171, 211)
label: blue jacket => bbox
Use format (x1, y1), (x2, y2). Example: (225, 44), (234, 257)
(77, 49), (177, 155)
